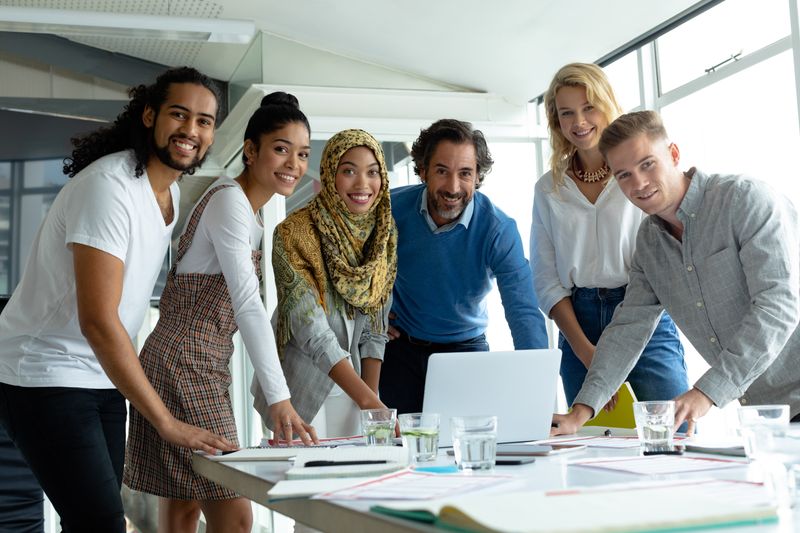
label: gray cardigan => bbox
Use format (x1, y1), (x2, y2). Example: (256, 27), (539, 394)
(252, 288), (390, 429)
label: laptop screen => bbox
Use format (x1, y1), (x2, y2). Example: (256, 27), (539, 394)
(421, 349), (561, 447)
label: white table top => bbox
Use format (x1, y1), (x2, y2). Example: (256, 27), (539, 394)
(192, 439), (800, 532)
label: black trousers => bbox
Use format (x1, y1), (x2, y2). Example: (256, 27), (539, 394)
(0, 384), (127, 533)
(379, 329), (489, 414)
(0, 423), (43, 533)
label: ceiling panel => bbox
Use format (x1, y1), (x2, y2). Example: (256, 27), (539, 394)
(0, 0), (704, 102)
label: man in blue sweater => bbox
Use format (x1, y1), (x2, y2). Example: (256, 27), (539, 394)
(379, 118), (548, 414)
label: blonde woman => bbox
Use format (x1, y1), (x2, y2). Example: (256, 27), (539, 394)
(531, 63), (688, 408)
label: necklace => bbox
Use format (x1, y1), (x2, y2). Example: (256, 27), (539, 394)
(570, 153), (610, 183)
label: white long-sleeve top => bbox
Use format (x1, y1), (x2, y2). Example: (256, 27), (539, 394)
(530, 171), (645, 317)
(177, 177), (290, 405)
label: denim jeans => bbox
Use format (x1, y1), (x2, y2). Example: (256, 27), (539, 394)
(0, 384), (127, 533)
(559, 286), (689, 406)
(380, 329), (489, 414)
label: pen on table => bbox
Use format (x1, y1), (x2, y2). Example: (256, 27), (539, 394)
(215, 449), (240, 456)
(304, 460), (388, 467)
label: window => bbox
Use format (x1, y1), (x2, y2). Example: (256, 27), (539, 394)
(656, 0), (790, 93)
(0, 159), (68, 294)
(603, 50), (642, 111)
(480, 142), (538, 350)
(661, 50), (799, 207)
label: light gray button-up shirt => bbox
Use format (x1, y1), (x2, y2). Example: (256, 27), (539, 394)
(575, 169), (800, 418)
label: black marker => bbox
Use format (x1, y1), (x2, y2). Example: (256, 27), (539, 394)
(304, 460), (388, 467)
(643, 449), (684, 456)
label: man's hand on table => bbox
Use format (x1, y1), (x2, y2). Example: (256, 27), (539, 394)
(674, 387), (713, 437)
(551, 404), (594, 436)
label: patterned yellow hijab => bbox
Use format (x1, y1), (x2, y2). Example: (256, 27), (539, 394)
(273, 129), (397, 352)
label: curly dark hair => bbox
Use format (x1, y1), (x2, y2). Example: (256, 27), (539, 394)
(63, 67), (222, 178)
(410, 118), (494, 188)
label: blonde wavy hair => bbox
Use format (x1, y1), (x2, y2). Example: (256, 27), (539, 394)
(544, 63), (623, 187)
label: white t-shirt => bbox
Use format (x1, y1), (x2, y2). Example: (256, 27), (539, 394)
(530, 171), (645, 316)
(177, 177), (291, 406)
(0, 150), (178, 389)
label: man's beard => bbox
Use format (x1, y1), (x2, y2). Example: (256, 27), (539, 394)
(151, 132), (208, 174)
(429, 191), (468, 221)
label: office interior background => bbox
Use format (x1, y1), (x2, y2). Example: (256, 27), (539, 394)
(1, 0), (799, 531)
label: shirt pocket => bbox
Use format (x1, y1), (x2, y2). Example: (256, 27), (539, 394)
(695, 246), (749, 339)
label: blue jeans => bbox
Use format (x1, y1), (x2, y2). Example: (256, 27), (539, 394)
(559, 287), (689, 406)
(0, 384), (127, 533)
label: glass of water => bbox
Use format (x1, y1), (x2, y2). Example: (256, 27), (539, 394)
(633, 401), (675, 453)
(360, 408), (396, 446)
(738, 405), (793, 507)
(399, 413), (440, 462)
(451, 415), (497, 470)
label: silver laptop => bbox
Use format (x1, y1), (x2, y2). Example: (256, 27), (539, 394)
(422, 349), (561, 447)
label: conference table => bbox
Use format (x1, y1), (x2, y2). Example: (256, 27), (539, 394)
(192, 432), (800, 532)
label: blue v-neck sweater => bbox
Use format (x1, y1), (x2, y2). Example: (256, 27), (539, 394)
(390, 184), (547, 348)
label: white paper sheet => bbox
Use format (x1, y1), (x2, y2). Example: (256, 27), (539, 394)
(572, 455), (747, 475)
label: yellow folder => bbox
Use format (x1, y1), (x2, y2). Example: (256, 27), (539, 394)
(584, 381), (637, 429)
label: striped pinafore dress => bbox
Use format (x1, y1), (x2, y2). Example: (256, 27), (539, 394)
(124, 184), (261, 500)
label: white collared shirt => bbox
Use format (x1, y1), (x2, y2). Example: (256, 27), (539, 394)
(530, 171), (645, 316)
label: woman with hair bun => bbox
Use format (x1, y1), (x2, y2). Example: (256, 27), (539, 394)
(124, 92), (317, 532)
(531, 63), (688, 411)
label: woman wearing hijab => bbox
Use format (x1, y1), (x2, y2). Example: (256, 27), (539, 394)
(253, 129), (397, 438)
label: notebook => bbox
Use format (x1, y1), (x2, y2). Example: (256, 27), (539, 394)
(584, 381), (637, 429)
(371, 479), (778, 532)
(422, 349), (561, 446)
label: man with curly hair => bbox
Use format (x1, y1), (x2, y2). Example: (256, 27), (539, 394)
(0, 67), (235, 533)
(380, 119), (548, 414)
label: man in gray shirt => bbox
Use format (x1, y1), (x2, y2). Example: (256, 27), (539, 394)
(553, 110), (799, 436)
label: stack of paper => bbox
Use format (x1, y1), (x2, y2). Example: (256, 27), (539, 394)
(372, 479), (778, 533)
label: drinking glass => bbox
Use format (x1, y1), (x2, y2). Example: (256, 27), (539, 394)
(633, 401), (675, 453)
(360, 408), (396, 446)
(738, 405), (793, 507)
(451, 415), (497, 470)
(399, 413), (440, 462)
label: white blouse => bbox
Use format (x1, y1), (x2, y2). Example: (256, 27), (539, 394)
(530, 171), (645, 317)
(177, 177), (290, 405)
